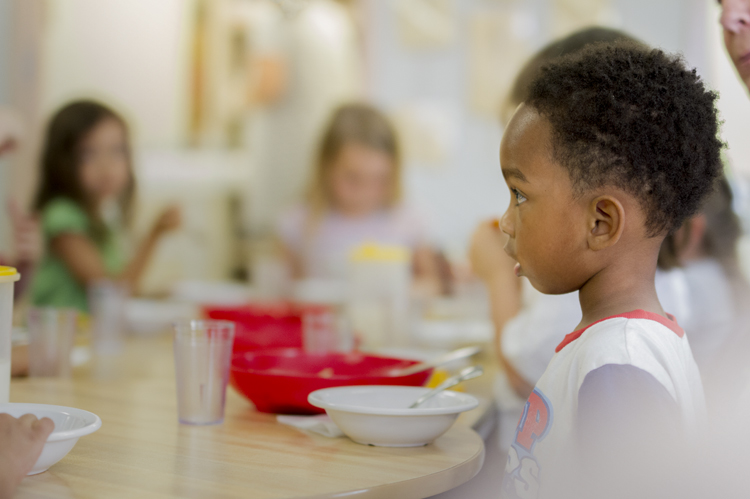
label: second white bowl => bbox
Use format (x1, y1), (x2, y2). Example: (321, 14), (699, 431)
(308, 386), (478, 447)
(0, 403), (102, 474)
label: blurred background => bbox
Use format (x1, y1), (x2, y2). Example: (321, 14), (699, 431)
(0, 0), (747, 295)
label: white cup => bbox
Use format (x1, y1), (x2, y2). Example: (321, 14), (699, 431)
(0, 267), (20, 403)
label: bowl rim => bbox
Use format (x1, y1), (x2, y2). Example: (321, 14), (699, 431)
(0, 403), (102, 442)
(230, 349), (428, 380)
(308, 386), (479, 416)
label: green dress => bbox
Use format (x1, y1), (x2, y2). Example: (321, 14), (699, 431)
(30, 198), (125, 312)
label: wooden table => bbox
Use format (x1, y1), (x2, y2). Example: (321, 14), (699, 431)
(10, 336), (486, 499)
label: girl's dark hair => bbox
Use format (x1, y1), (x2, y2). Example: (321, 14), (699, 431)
(34, 100), (134, 242)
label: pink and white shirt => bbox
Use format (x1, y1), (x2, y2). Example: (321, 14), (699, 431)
(276, 204), (431, 279)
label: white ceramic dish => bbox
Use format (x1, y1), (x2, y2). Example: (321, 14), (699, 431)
(0, 403), (102, 474)
(308, 386), (479, 447)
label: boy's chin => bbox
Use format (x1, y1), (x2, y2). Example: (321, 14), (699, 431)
(525, 274), (577, 296)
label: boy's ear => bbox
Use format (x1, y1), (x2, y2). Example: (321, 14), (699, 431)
(587, 196), (625, 251)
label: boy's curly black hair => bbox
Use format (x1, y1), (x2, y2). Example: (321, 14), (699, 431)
(526, 41), (724, 236)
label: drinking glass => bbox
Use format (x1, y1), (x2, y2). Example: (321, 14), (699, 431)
(173, 320), (235, 425)
(28, 308), (77, 377)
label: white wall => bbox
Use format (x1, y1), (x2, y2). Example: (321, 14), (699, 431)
(41, 0), (194, 148)
(0, 0), (10, 104)
(363, 0), (748, 258)
(362, 0), (512, 258)
(0, 0), (12, 252)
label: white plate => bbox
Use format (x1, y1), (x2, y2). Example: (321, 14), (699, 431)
(308, 386), (478, 447)
(0, 403), (102, 474)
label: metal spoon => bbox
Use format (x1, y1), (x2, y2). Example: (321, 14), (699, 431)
(390, 345), (482, 376)
(409, 366), (484, 409)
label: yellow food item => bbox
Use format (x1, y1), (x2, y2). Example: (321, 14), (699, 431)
(426, 368), (465, 392)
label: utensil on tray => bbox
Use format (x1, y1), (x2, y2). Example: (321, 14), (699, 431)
(409, 366), (484, 409)
(389, 345), (481, 376)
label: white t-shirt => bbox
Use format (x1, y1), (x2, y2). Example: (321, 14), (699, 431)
(494, 268), (703, 451)
(501, 269), (691, 386)
(501, 311), (705, 499)
(276, 204), (431, 279)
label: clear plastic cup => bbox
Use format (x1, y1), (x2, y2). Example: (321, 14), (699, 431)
(302, 305), (337, 353)
(173, 320), (235, 425)
(88, 280), (128, 355)
(0, 267), (19, 403)
(302, 305), (352, 353)
(27, 308), (77, 378)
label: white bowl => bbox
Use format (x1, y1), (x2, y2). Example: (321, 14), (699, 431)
(0, 403), (102, 474)
(308, 386), (479, 447)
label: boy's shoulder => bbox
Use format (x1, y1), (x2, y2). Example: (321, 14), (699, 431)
(552, 310), (697, 398)
(557, 310), (685, 353)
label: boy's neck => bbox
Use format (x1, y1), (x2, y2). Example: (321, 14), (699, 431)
(576, 255), (665, 331)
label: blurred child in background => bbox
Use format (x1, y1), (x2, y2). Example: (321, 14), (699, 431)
(2, 112), (53, 479)
(0, 109), (43, 293)
(658, 176), (749, 381)
(29, 101), (180, 312)
(1, 108), (43, 377)
(277, 103), (443, 293)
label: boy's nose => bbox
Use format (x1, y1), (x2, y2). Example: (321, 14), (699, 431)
(721, 0), (750, 34)
(499, 210), (514, 238)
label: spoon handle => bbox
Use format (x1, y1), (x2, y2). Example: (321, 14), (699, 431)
(395, 346), (482, 377)
(409, 366), (484, 409)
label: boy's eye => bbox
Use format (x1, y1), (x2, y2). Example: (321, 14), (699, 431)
(512, 188), (527, 205)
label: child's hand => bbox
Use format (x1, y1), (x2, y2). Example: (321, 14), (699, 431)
(469, 219), (516, 284)
(7, 200), (42, 264)
(0, 413), (54, 497)
(11, 345), (29, 377)
(151, 206), (181, 236)
(0, 109), (23, 157)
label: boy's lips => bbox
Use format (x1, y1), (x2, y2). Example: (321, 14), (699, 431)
(503, 243), (522, 277)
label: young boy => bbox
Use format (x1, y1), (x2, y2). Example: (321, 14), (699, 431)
(490, 43), (722, 498)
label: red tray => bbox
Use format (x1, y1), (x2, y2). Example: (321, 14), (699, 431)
(204, 303), (305, 352)
(230, 348), (433, 415)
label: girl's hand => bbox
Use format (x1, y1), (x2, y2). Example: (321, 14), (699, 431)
(469, 219), (515, 284)
(0, 413), (54, 498)
(7, 200), (42, 263)
(151, 206), (181, 236)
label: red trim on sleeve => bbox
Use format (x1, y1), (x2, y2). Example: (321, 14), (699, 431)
(555, 309), (684, 353)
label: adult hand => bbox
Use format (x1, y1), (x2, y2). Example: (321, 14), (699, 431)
(0, 413), (54, 498)
(7, 200), (43, 264)
(469, 220), (526, 394)
(469, 218), (515, 284)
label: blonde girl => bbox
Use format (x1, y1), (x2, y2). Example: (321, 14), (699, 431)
(277, 103), (442, 288)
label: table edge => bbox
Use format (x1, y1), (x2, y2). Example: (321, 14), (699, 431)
(304, 429), (486, 499)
